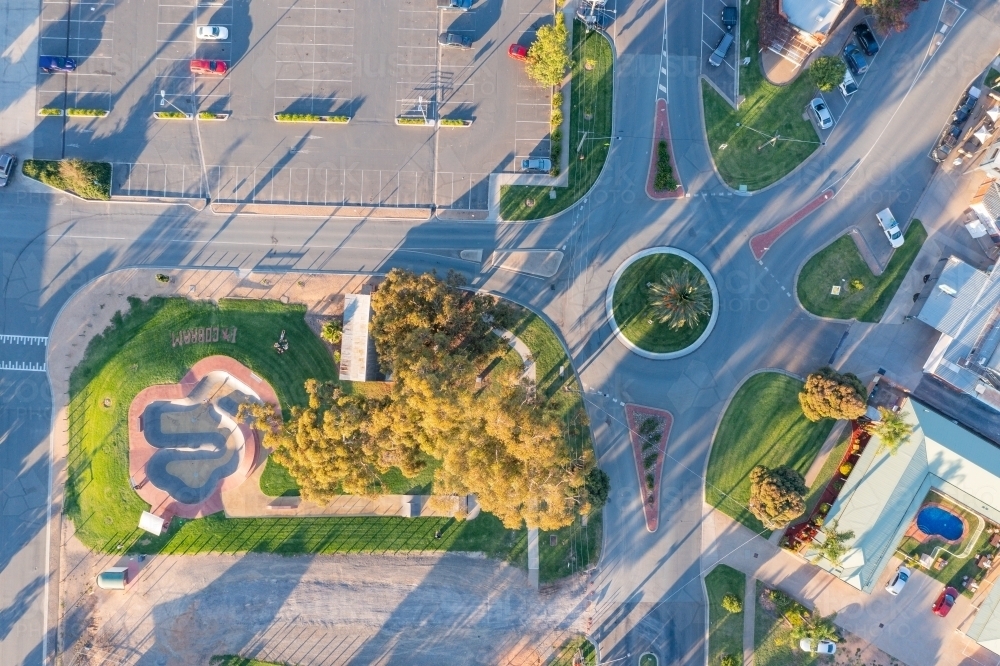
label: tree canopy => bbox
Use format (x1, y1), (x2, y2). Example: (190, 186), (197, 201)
(248, 269), (597, 530)
(866, 406), (913, 455)
(748, 465), (807, 530)
(526, 13), (569, 87)
(798, 367), (866, 422)
(809, 56), (846, 92)
(810, 520), (855, 566)
(857, 0), (917, 31)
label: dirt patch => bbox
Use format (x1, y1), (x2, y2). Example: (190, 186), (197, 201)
(833, 632), (907, 666)
(59, 531), (589, 666)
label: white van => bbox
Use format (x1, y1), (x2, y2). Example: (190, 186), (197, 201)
(840, 69), (857, 97)
(709, 33), (734, 67)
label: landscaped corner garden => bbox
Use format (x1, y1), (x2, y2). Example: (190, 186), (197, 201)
(499, 20), (613, 220)
(797, 221), (927, 322)
(610, 251), (715, 354)
(706, 565), (745, 666)
(702, 0), (819, 191)
(706, 373), (834, 534)
(22, 158), (111, 200)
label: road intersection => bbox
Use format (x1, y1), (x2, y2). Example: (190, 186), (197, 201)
(2, 0), (1000, 662)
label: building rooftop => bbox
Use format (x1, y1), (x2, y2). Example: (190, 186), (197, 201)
(779, 0), (845, 36)
(819, 399), (1000, 595)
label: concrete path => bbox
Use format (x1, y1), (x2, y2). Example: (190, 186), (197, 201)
(528, 528), (540, 590)
(742, 575), (755, 666)
(493, 327), (537, 385)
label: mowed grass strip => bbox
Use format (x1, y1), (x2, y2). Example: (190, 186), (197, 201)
(211, 656), (293, 666)
(753, 580), (801, 666)
(499, 21), (613, 220)
(797, 220), (927, 322)
(66, 296), (523, 558)
(611, 254), (710, 353)
(706, 373), (834, 534)
(706, 565), (746, 666)
(702, 0), (818, 191)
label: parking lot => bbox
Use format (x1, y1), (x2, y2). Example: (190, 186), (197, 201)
(700, 0), (739, 105)
(33, 0), (559, 210)
(813, 17), (882, 133)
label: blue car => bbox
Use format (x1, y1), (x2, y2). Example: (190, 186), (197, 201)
(39, 56), (77, 73)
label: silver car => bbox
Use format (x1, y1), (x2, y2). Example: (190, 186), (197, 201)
(810, 98), (833, 130)
(0, 153), (16, 187)
(520, 158), (551, 172)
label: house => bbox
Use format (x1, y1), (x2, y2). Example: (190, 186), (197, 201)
(768, 0), (846, 66)
(918, 256), (1000, 411)
(813, 398), (1000, 655)
(970, 180), (1000, 242)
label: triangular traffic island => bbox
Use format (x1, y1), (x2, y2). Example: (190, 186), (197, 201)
(625, 404), (673, 532)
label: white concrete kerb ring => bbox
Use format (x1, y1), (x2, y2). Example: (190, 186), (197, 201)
(605, 247), (719, 360)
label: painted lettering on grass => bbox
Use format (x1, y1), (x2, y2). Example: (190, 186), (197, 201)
(171, 326), (238, 347)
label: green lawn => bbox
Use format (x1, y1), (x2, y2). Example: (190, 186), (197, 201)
(706, 565), (745, 666)
(499, 20), (613, 220)
(66, 296), (525, 559)
(639, 654), (658, 666)
(211, 657), (292, 666)
(550, 636), (597, 666)
(260, 453), (440, 497)
(702, 0), (819, 190)
(897, 490), (996, 597)
(987, 67), (1000, 91)
(797, 221), (927, 322)
(706, 373), (835, 534)
(611, 254), (711, 353)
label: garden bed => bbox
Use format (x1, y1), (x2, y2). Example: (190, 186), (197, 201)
(21, 158), (111, 200)
(625, 404), (673, 531)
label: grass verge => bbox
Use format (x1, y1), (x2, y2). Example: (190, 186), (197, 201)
(796, 221), (927, 322)
(706, 565), (745, 666)
(499, 20), (612, 220)
(210, 657), (291, 666)
(260, 454), (440, 497)
(66, 296), (523, 559)
(702, 0), (819, 190)
(706, 373), (834, 534)
(754, 581), (800, 666)
(550, 635), (597, 666)
(21, 158), (111, 200)
(611, 254), (711, 353)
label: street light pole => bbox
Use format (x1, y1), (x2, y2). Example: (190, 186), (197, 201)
(159, 90), (190, 118)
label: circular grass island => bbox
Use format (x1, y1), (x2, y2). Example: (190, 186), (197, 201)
(607, 248), (718, 359)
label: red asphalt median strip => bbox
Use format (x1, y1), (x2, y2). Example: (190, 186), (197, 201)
(646, 98), (684, 201)
(749, 189), (834, 261)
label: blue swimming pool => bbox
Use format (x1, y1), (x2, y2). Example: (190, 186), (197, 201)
(917, 506), (964, 541)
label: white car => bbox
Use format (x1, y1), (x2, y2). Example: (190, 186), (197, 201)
(197, 26), (229, 40)
(876, 208), (904, 248)
(840, 69), (858, 97)
(885, 566), (911, 595)
(810, 98), (833, 130)
(799, 638), (837, 654)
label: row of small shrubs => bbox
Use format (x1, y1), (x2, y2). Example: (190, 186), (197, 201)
(21, 159), (111, 201)
(397, 116), (429, 125)
(275, 113), (350, 122)
(639, 417), (661, 499)
(439, 118), (470, 126)
(66, 108), (107, 117)
(38, 107), (62, 116)
(654, 139), (678, 191)
(549, 89), (564, 176)
(156, 110), (187, 119)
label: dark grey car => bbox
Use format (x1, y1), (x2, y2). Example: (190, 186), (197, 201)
(438, 33), (473, 49)
(0, 153), (16, 187)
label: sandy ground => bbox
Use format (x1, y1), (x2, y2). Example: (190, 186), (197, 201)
(60, 529), (590, 666)
(834, 632), (907, 666)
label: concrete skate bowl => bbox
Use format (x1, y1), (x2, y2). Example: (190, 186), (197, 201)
(129, 356), (281, 517)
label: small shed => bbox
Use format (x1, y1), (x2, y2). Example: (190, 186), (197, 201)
(138, 511), (165, 536)
(96, 567), (130, 590)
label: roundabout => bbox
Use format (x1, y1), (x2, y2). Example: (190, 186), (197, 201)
(606, 247), (719, 359)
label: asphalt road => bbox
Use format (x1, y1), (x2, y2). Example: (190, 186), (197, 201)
(2, 0), (1000, 663)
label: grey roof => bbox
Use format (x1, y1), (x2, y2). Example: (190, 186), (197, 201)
(969, 581), (1000, 654)
(780, 0), (845, 35)
(917, 256), (989, 337)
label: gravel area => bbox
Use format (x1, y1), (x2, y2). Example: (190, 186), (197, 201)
(61, 531), (589, 666)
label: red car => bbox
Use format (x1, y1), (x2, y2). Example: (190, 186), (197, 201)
(190, 59), (227, 75)
(508, 44), (528, 61)
(932, 587), (959, 617)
